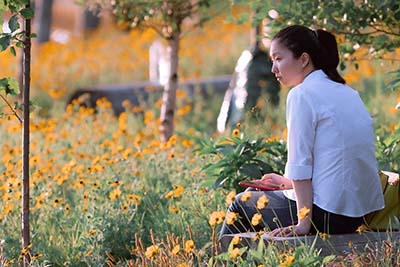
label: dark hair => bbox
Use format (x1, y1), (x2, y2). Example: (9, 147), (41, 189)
(272, 25), (345, 84)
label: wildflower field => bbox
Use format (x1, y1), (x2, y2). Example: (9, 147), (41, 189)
(1, 9), (400, 267)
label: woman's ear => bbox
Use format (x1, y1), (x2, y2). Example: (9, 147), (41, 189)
(300, 52), (311, 68)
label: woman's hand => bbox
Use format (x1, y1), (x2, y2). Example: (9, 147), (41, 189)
(268, 221), (311, 237)
(253, 173), (293, 190)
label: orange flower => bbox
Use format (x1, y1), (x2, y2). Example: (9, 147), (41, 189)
(240, 191), (252, 202)
(226, 211), (238, 225)
(319, 232), (329, 240)
(145, 245), (159, 258)
(251, 213), (262, 226)
(298, 206), (310, 220)
(356, 224), (369, 233)
(232, 128), (240, 138)
(225, 191), (236, 205)
(230, 247), (241, 258)
(231, 235), (241, 245)
(256, 195), (269, 209)
(184, 240), (195, 253)
(172, 244), (180, 255)
(209, 211), (225, 226)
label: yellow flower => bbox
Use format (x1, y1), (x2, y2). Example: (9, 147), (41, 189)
(356, 224), (369, 233)
(240, 191), (252, 202)
(298, 206), (310, 220)
(65, 204), (70, 212)
(121, 203), (129, 212)
(167, 152), (175, 160)
(169, 206), (179, 213)
(173, 185), (184, 198)
(209, 211), (225, 226)
(319, 232), (329, 240)
(145, 245), (159, 258)
(165, 191), (174, 199)
(87, 228), (97, 237)
(172, 244), (180, 255)
(278, 254), (295, 267)
(256, 195), (269, 209)
(127, 194), (142, 205)
(111, 180), (121, 187)
(251, 213), (263, 226)
(226, 211), (238, 225)
(177, 264), (188, 267)
(109, 188), (122, 201)
(229, 247), (241, 259)
(53, 198), (63, 207)
(231, 235), (241, 245)
(184, 240), (195, 253)
(225, 191), (236, 205)
(232, 128), (240, 137)
(166, 185), (184, 199)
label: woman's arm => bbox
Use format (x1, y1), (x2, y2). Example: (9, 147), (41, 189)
(292, 179), (313, 235)
(269, 179), (313, 237)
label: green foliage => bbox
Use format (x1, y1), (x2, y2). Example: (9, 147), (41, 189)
(387, 69), (400, 91)
(0, 77), (20, 95)
(255, 0), (400, 57)
(95, 0), (228, 38)
(376, 125), (400, 173)
(212, 238), (336, 266)
(196, 134), (287, 192)
(0, 0), (34, 55)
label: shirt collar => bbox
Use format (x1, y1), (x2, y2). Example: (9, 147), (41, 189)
(303, 69), (327, 84)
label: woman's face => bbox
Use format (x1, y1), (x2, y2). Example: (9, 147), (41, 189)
(269, 39), (307, 87)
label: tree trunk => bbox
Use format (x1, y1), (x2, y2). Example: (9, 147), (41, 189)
(36, 0), (53, 43)
(83, 8), (100, 31)
(159, 31), (180, 142)
(22, 2), (32, 266)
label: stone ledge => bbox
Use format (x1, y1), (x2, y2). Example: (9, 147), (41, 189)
(219, 231), (400, 256)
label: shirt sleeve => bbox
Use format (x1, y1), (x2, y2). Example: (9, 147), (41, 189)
(284, 88), (316, 180)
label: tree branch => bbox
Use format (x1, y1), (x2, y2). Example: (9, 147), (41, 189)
(0, 94), (22, 123)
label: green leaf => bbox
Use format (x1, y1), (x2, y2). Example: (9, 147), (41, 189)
(7, 77), (19, 95)
(20, 7), (34, 19)
(387, 78), (400, 91)
(239, 163), (262, 179)
(0, 34), (11, 51)
(16, 40), (24, 48)
(8, 15), (19, 32)
(0, 77), (20, 95)
(9, 46), (16, 56)
(322, 255), (336, 264)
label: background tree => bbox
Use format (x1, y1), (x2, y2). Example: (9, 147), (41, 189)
(94, 0), (228, 142)
(36, 0), (53, 43)
(0, 1), (34, 266)
(239, 0), (400, 90)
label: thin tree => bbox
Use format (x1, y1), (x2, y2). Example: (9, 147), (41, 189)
(0, 1), (34, 266)
(97, 0), (228, 142)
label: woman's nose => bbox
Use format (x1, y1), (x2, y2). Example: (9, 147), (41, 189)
(271, 63), (277, 74)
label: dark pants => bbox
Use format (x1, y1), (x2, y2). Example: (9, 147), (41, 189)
(219, 189), (364, 236)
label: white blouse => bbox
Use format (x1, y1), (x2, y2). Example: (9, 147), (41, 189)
(283, 70), (384, 217)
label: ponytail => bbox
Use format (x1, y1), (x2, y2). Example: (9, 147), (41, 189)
(273, 25), (346, 84)
(314, 29), (346, 84)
